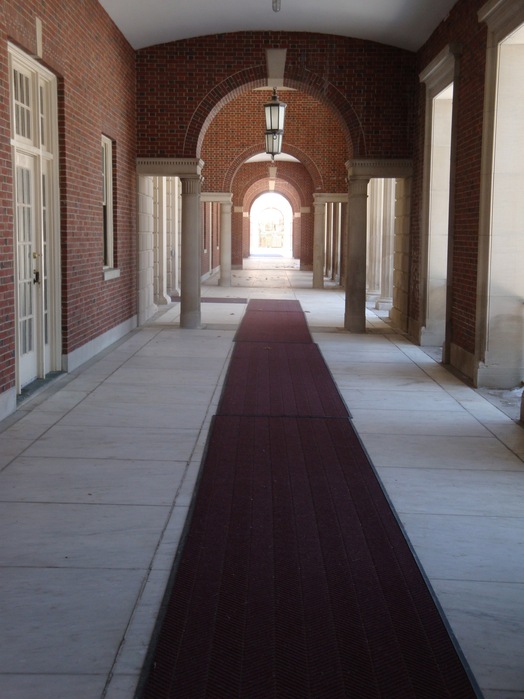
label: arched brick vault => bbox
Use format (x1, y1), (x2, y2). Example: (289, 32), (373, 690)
(222, 143), (323, 194)
(196, 81), (353, 167)
(242, 176), (303, 214)
(136, 31), (416, 161)
(201, 90), (346, 194)
(192, 73), (267, 157)
(232, 162), (313, 211)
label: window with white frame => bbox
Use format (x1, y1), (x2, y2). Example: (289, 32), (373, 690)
(101, 135), (117, 274)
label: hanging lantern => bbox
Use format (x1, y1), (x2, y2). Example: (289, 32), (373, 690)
(264, 88), (286, 158)
(264, 87), (287, 133)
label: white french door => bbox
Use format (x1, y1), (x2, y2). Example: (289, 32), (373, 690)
(15, 153), (38, 385)
(10, 47), (60, 391)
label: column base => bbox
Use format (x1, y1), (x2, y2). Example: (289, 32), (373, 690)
(344, 312), (366, 333)
(180, 310), (201, 329)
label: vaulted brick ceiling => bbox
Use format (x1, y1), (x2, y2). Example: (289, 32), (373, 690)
(98, 0), (458, 52)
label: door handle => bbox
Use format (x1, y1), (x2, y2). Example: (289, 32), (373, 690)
(33, 269), (40, 284)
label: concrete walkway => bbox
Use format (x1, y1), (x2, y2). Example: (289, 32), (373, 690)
(0, 260), (523, 698)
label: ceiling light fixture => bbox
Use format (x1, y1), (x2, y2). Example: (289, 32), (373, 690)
(272, 0), (281, 12)
(264, 87), (287, 160)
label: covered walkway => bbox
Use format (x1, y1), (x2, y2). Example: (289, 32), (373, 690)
(0, 262), (523, 698)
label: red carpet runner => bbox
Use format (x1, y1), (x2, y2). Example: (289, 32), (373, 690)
(139, 300), (480, 698)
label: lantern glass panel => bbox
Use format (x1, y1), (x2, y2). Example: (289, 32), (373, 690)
(265, 131), (283, 156)
(264, 96), (286, 132)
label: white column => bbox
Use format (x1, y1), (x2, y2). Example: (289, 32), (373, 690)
(325, 202), (333, 279)
(153, 177), (171, 305)
(376, 178), (395, 310)
(312, 195), (325, 289)
(137, 175), (158, 324)
(166, 176), (180, 298)
(344, 177), (370, 333)
(219, 198), (233, 287)
(366, 178), (383, 300)
(180, 175), (202, 328)
(390, 177), (412, 333)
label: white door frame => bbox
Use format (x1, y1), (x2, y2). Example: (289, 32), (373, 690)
(9, 44), (61, 391)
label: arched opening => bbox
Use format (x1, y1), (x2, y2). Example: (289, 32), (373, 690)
(418, 45), (457, 351)
(423, 83), (453, 349)
(249, 192), (293, 258)
(479, 22), (524, 388)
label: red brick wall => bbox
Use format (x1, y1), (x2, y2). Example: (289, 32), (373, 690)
(136, 32), (416, 161)
(1, 0), (136, 400)
(412, 0), (488, 354)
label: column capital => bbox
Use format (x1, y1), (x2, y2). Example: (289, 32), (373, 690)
(348, 177), (370, 198)
(181, 177), (202, 195)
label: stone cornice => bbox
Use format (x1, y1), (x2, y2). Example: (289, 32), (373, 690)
(346, 159), (413, 179)
(313, 193), (348, 204)
(136, 158), (204, 177)
(200, 192), (233, 203)
(419, 44), (462, 90)
(479, 0), (524, 40)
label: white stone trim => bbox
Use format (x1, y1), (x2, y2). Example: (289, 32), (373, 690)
(0, 387), (17, 423)
(62, 316), (137, 373)
(103, 267), (121, 281)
